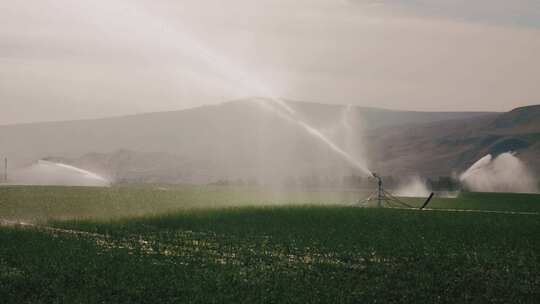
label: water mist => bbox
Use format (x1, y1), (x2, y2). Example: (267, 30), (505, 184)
(394, 176), (431, 197)
(49, 0), (373, 182)
(103, 0), (374, 177)
(460, 152), (538, 193)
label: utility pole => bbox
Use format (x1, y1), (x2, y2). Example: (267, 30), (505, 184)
(377, 175), (382, 208)
(4, 157), (7, 183)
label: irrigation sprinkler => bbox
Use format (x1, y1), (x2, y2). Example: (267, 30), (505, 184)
(358, 172), (434, 209)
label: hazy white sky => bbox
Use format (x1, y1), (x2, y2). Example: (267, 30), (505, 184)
(1, 0), (540, 124)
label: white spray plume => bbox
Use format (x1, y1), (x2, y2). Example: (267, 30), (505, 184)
(460, 152), (538, 193)
(65, 0), (373, 178)
(33, 0), (372, 179)
(394, 176), (431, 197)
(11, 160), (110, 187)
(394, 176), (460, 198)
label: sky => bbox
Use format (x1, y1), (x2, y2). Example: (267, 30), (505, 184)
(1, 0), (540, 124)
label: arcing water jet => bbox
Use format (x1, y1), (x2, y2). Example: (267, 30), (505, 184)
(11, 160), (110, 187)
(256, 99), (371, 176)
(81, 0), (373, 177)
(51, 0), (372, 179)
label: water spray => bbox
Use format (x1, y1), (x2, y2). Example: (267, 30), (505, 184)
(114, 3), (403, 199)
(460, 152), (538, 193)
(71, 1), (428, 205)
(11, 160), (110, 187)
(256, 99), (371, 176)
(71, 0), (373, 178)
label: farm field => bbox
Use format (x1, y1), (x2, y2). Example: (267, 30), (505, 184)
(1, 186), (539, 303)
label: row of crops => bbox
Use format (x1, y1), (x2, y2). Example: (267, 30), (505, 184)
(0, 189), (540, 303)
(0, 186), (539, 303)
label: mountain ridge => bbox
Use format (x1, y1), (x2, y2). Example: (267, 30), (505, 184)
(0, 99), (537, 184)
(0, 98), (497, 128)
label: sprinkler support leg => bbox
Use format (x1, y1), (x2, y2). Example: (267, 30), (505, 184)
(420, 192), (435, 210)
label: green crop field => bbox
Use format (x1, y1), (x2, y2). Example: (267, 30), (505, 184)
(1, 186), (539, 303)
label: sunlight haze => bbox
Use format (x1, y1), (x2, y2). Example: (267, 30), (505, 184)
(1, 0), (540, 124)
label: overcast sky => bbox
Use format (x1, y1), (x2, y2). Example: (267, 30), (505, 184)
(1, 0), (540, 124)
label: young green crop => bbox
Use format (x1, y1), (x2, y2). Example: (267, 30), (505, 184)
(1, 186), (539, 303)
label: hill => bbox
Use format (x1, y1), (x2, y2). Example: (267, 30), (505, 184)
(367, 104), (540, 177)
(2, 99), (537, 184)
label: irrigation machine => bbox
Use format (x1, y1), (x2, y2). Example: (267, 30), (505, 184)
(359, 173), (434, 210)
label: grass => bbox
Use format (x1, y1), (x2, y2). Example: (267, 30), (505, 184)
(0, 185), (364, 223)
(0, 186), (539, 303)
